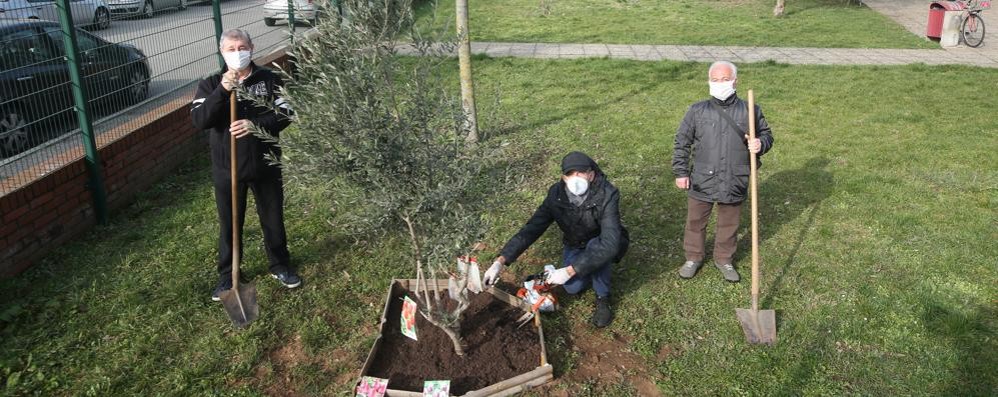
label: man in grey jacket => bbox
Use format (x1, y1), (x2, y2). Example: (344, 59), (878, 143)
(672, 61), (774, 282)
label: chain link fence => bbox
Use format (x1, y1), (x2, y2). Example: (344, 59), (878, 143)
(0, 0), (332, 196)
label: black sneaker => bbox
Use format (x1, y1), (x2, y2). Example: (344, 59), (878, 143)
(592, 296), (614, 328)
(211, 278), (233, 302)
(271, 270), (302, 288)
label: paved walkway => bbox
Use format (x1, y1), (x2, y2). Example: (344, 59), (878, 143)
(397, 42), (998, 67)
(398, 1), (998, 68)
(862, 0), (998, 61)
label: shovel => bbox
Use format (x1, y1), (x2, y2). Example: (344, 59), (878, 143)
(735, 89), (776, 345)
(219, 90), (259, 328)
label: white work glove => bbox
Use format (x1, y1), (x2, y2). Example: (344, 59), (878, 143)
(545, 266), (574, 285)
(482, 260), (504, 286)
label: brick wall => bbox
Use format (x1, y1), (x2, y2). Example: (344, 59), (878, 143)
(0, 51), (290, 278)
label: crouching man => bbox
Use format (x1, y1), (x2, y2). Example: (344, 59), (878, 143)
(483, 152), (628, 328)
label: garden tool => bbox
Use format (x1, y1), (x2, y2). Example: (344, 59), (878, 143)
(220, 90), (259, 328)
(515, 270), (558, 328)
(735, 89), (777, 345)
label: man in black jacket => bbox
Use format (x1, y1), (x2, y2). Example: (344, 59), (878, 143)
(673, 61), (774, 282)
(191, 29), (301, 301)
(482, 152), (628, 327)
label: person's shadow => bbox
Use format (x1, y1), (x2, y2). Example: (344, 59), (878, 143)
(922, 301), (997, 396)
(741, 157), (835, 308)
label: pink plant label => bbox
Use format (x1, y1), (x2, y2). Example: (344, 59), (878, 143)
(355, 376), (388, 397)
(401, 296), (418, 341)
(422, 380), (451, 396)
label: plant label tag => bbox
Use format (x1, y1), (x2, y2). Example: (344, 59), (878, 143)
(355, 376), (388, 397)
(423, 380), (451, 397)
(401, 296), (418, 341)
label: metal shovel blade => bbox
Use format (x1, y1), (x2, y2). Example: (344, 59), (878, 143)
(220, 283), (259, 328)
(736, 308), (777, 345)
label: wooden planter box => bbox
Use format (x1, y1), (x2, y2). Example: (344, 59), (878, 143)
(358, 279), (553, 396)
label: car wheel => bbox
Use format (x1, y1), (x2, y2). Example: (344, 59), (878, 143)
(264, 17), (276, 26)
(0, 107), (30, 157)
(178, 0), (186, 10)
(142, 0), (154, 18)
(93, 7), (111, 30)
(127, 67), (150, 104)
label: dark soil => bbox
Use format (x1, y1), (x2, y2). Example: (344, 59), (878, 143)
(365, 286), (542, 394)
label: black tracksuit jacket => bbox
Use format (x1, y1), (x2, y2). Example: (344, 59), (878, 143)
(191, 63), (291, 181)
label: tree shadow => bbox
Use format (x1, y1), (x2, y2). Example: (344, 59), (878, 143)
(773, 319), (836, 395)
(922, 302), (997, 396)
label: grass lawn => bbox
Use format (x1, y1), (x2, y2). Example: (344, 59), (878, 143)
(2, 58), (996, 396)
(414, 0), (937, 49)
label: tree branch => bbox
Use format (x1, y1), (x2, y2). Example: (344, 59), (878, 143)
(402, 214), (433, 312)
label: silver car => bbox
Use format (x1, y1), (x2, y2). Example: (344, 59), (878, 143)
(263, 0), (317, 26)
(106, 0), (186, 19)
(0, 0), (111, 29)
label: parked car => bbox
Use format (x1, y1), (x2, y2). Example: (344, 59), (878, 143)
(263, 0), (317, 26)
(0, 19), (149, 157)
(106, 0), (185, 19)
(0, 0), (110, 30)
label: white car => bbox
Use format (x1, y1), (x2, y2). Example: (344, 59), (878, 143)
(106, 0), (186, 19)
(263, 0), (317, 26)
(0, 0), (111, 29)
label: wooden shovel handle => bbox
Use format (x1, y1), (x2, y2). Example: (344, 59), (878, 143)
(748, 90), (759, 311)
(230, 91), (240, 289)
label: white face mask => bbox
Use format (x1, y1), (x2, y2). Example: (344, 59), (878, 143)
(709, 80), (736, 101)
(565, 176), (589, 196)
(222, 50), (252, 71)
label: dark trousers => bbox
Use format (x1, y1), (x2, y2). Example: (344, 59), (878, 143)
(684, 196), (742, 264)
(213, 173), (291, 279)
(562, 238), (613, 298)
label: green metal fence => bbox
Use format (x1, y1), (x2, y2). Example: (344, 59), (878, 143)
(0, 0), (331, 220)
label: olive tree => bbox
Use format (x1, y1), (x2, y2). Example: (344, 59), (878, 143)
(270, 0), (511, 355)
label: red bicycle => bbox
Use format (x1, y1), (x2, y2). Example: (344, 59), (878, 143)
(961, 0), (990, 47)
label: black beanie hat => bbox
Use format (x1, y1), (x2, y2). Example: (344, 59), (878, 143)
(561, 151), (594, 175)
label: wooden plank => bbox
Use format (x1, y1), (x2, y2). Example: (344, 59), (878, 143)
(487, 370), (555, 397)
(358, 281), (400, 381)
(399, 278), (453, 289)
(486, 287), (532, 312)
(536, 314), (548, 367)
(462, 365), (553, 396)
(385, 389), (423, 397)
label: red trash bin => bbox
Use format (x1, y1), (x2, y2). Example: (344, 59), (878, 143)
(927, 1), (967, 38)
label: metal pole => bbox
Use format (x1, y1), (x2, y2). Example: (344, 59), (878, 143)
(212, 0), (224, 69)
(54, 0), (108, 224)
(456, 0), (478, 143)
(287, 0), (296, 32)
